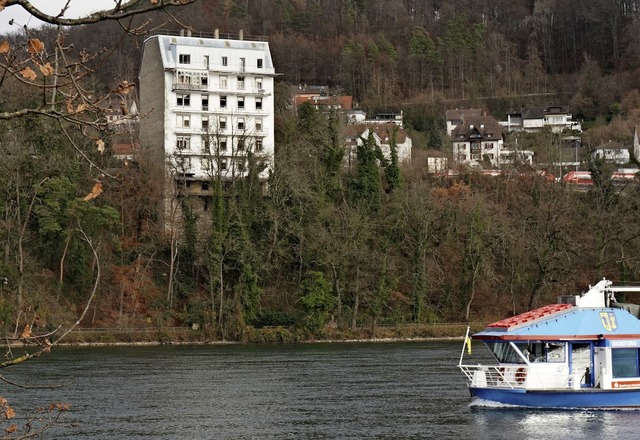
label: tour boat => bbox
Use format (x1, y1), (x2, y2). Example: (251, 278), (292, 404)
(458, 279), (640, 408)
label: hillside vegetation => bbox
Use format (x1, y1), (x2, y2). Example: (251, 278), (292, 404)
(2, 1), (640, 341)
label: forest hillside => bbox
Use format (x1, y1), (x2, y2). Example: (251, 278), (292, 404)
(1, 0), (640, 342)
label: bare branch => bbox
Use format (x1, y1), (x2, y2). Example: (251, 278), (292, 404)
(5, 0), (195, 27)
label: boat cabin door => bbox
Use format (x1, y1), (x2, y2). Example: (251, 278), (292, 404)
(570, 342), (594, 387)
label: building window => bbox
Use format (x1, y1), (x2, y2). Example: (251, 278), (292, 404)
(201, 158), (210, 171)
(202, 95), (209, 111)
(257, 58), (263, 68)
(203, 55), (209, 69)
(256, 139), (263, 152)
(221, 158), (228, 170)
(202, 182), (210, 190)
(179, 54), (191, 64)
(255, 98), (262, 110)
(176, 94), (190, 107)
(222, 56), (228, 66)
(237, 76), (245, 89)
(237, 160), (245, 171)
(238, 96), (245, 109)
(220, 75), (227, 89)
(202, 116), (209, 130)
(176, 114), (190, 128)
(220, 95), (227, 108)
(238, 118), (245, 130)
(176, 136), (191, 150)
(256, 77), (263, 90)
(255, 118), (263, 132)
(202, 136), (211, 152)
(177, 71), (192, 85)
(219, 117), (227, 130)
(220, 139), (227, 151)
(201, 75), (208, 87)
(177, 157), (192, 170)
(238, 139), (245, 150)
(240, 57), (245, 71)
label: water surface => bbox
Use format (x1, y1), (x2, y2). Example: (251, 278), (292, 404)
(3, 342), (639, 439)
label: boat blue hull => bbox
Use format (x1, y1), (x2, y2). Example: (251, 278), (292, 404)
(470, 387), (640, 408)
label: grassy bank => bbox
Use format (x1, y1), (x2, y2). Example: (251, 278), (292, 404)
(55, 323), (486, 345)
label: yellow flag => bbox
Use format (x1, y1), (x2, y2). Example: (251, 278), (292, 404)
(465, 336), (472, 354)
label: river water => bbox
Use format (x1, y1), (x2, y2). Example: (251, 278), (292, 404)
(2, 341), (639, 439)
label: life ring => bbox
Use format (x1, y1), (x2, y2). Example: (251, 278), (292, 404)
(497, 367), (506, 382)
(515, 367), (527, 384)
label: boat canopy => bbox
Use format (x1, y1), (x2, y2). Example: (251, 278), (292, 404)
(475, 306), (640, 341)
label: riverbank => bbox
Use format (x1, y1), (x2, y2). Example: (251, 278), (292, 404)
(52, 322), (486, 346)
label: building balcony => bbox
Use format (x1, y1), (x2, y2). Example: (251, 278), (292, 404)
(172, 83), (209, 92)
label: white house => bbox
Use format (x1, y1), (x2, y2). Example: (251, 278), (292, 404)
(451, 116), (505, 167)
(502, 105), (581, 133)
(445, 108), (482, 136)
(344, 123), (412, 167)
(592, 142), (630, 165)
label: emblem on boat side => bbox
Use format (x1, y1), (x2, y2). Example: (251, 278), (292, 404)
(600, 312), (618, 332)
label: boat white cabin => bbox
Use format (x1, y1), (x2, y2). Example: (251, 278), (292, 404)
(459, 279), (640, 408)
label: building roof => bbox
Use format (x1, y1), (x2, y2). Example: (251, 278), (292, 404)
(451, 116), (504, 141)
(145, 34), (275, 71)
(446, 108), (482, 122)
(344, 123), (408, 145)
(509, 105), (571, 119)
(293, 95), (352, 111)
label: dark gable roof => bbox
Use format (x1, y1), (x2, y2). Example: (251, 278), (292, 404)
(451, 116), (503, 141)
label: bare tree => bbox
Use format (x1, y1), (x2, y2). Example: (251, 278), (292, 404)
(0, 1), (193, 436)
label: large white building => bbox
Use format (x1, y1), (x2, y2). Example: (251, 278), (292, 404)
(139, 30), (275, 225)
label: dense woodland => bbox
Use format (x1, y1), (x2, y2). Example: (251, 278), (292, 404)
(3, 0), (640, 342)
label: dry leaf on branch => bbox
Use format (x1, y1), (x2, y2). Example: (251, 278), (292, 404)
(5, 425), (18, 434)
(76, 103), (88, 113)
(27, 38), (45, 55)
(3, 407), (15, 420)
(83, 182), (103, 201)
(0, 41), (9, 54)
(96, 139), (105, 154)
(20, 67), (37, 81)
(150, 0), (159, 5)
(65, 100), (74, 114)
(39, 62), (55, 76)
(115, 80), (135, 95)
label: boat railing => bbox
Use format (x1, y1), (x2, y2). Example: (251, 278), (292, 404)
(459, 364), (527, 390)
(461, 364), (584, 390)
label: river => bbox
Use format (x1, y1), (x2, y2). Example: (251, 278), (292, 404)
(2, 341), (639, 439)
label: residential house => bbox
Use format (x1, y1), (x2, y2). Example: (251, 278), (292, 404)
(502, 105), (581, 133)
(451, 116), (503, 167)
(139, 29), (276, 228)
(292, 85), (353, 113)
(445, 108), (482, 136)
(592, 142), (630, 165)
(344, 123), (412, 168)
(347, 110), (404, 128)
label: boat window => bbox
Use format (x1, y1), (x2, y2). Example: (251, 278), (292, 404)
(612, 349), (639, 378)
(485, 342), (526, 364)
(545, 343), (566, 362)
(512, 342), (566, 363)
